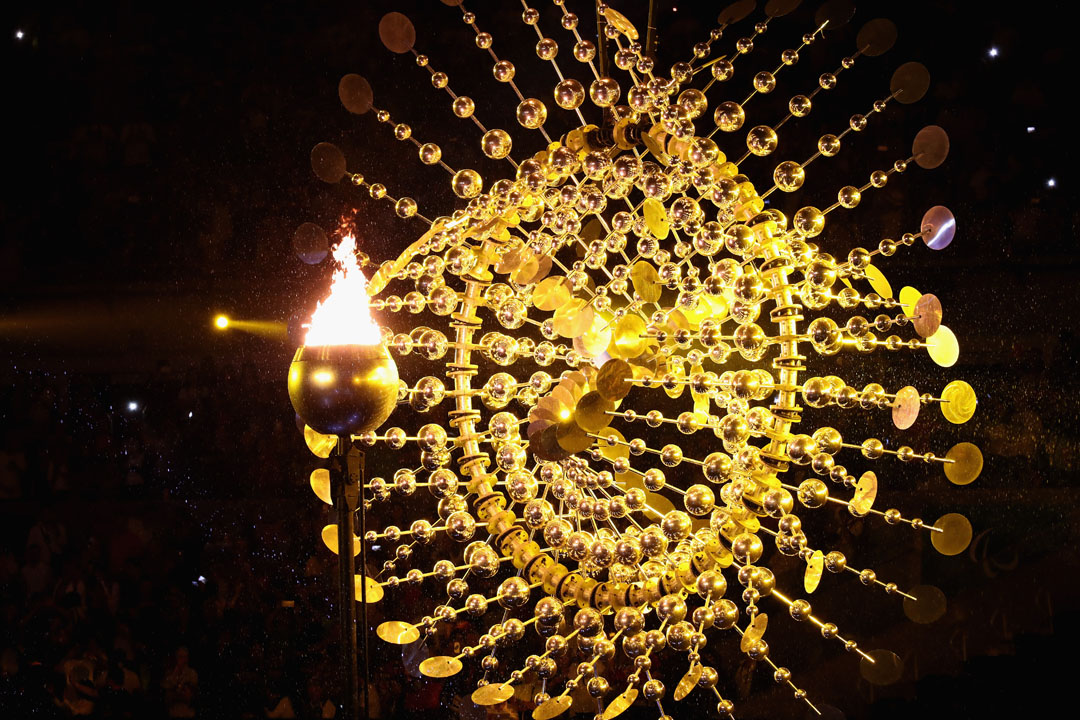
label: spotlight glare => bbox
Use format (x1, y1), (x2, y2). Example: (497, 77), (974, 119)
(127, 401), (139, 412)
(15, 30), (24, 40)
(1047, 178), (1056, 188)
(214, 314), (230, 330)
(988, 46), (999, 58)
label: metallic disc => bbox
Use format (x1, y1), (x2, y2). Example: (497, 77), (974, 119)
(674, 664), (703, 701)
(852, 471), (878, 515)
(815, 0), (855, 28)
(293, 223), (329, 264)
(926, 325), (959, 368)
(338, 74), (374, 114)
(739, 612), (768, 652)
(556, 418), (593, 454)
(898, 286), (922, 317)
(305, 425), (338, 457)
(765, 0), (802, 18)
(320, 524), (360, 556)
(575, 391), (615, 433)
(944, 442), (983, 485)
(553, 298), (594, 338)
(804, 549), (824, 593)
(631, 261), (663, 303)
(921, 205), (956, 250)
(913, 125), (950, 169)
(864, 264), (893, 299)
(533, 694), (573, 720)
(602, 8), (639, 40)
(718, 0), (756, 25)
(534, 276), (572, 311)
(310, 468), (332, 505)
(310, 142), (347, 184)
(597, 359), (633, 401)
(643, 198), (670, 240)
(890, 62), (930, 104)
(354, 575), (383, 604)
(941, 380), (977, 424)
(597, 428), (629, 461)
(378, 12), (416, 53)
(903, 585), (947, 624)
(601, 688), (638, 720)
(860, 649), (904, 685)
(473, 683), (516, 706)
(610, 315), (649, 359)
(931, 513), (973, 556)
(377, 621), (420, 644)
(892, 386), (921, 429)
(913, 293), (943, 338)
(856, 18), (897, 56)
(534, 424), (571, 461)
(419, 655), (463, 678)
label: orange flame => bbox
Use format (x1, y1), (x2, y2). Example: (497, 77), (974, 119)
(304, 235), (382, 346)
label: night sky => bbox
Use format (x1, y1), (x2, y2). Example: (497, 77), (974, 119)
(2, 1), (1078, 718)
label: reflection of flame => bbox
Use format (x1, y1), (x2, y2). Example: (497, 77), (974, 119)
(304, 235), (382, 346)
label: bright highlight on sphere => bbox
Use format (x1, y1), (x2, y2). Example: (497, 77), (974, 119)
(214, 315), (230, 329)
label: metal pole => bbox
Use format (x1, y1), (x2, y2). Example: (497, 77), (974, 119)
(347, 446), (371, 720)
(332, 440), (360, 720)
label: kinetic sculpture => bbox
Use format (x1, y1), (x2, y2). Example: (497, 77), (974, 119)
(289, 1), (981, 717)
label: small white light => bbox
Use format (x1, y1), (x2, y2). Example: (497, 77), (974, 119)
(188, 411), (194, 418)
(127, 401), (139, 411)
(1047, 178), (1056, 188)
(1026, 126), (1035, 133)
(988, 47), (999, 58)
(15, 30), (24, 40)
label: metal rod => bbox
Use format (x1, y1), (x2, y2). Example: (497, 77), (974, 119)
(349, 446), (372, 720)
(333, 440), (361, 719)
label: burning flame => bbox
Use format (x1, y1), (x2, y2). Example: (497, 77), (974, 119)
(304, 235), (382, 346)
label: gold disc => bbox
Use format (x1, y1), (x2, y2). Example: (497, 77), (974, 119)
(419, 655), (463, 678)
(864, 264), (893, 299)
(310, 469), (332, 505)
(534, 276), (571, 311)
(859, 649), (904, 685)
(556, 420), (592, 454)
(674, 664), (702, 701)
(597, 359), (633, 401)
(603, 7), (639, 40)
(630, 261), (662, 303)
(579, 316), (614, 356)
(804, 549), (824, 593)
(304, 425), (338, 458)
(891, 386), (921, 430)
(941, 380), (977, 424)
(898, 286), (921, 317)
(931, 513), (973, 556)
(601, 688), (638, 720)
(575, 391), (615, 433)
(913, 293), (943, 338)
(642, 198), (670, 240)
(902, 585), (947, 624)
(377, 621), (420, 644)
(944, 442), (983, 485)
(926, 325), (959, 367)
(739, 612), (768, 652)
(851, 471), (878, 515)
(532, 694), (572, 720)
(553, 298), (594, 338)
(321, 525), (360, 556)
(597, 428), (629, 460)
(473, 682), (516, 706)
(612, 315), (651, 359)
(354, 575), (383, 603)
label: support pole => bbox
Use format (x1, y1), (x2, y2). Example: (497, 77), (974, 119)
(332, 440), (361, 720)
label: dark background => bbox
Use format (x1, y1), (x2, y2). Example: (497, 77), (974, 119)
(1, 0), (1077, 718)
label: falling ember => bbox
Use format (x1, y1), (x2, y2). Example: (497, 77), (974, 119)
(304, 235), (382, 346)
